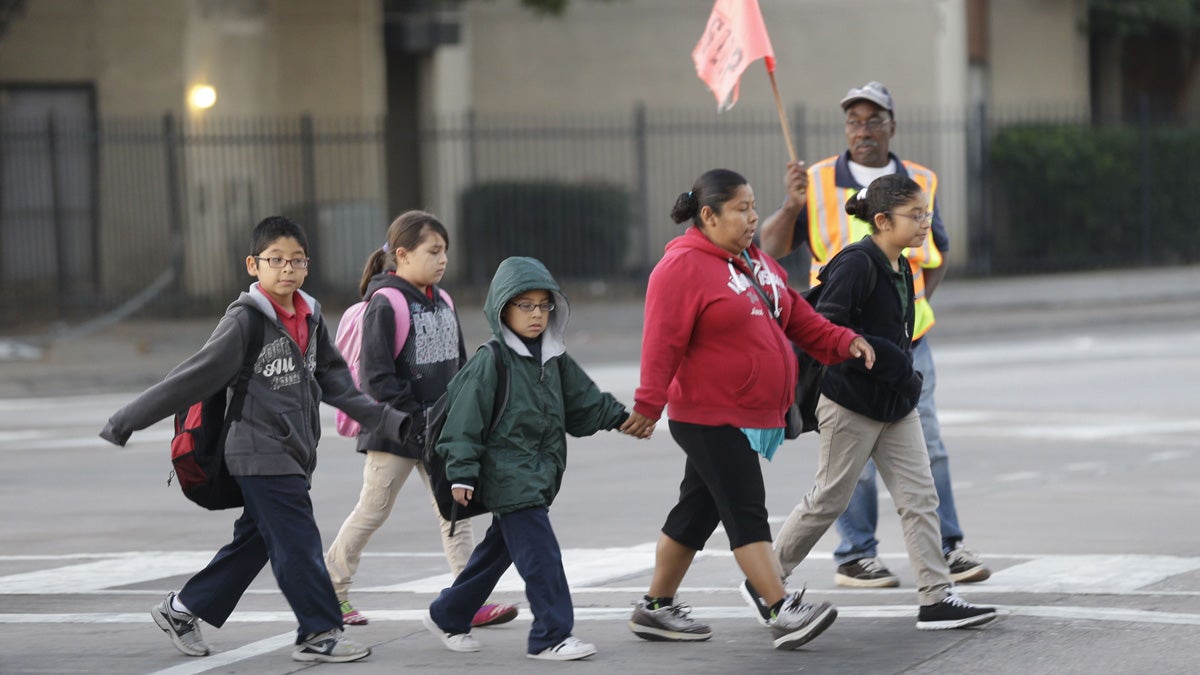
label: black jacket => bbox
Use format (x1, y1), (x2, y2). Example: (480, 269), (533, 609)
(356, 273), (467, 458)
(815, 238), (923, 422)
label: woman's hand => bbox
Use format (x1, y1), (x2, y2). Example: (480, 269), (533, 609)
(850, 336), (876, 369)
(620, 411), (656, 439)
(452, 487), (473, 506)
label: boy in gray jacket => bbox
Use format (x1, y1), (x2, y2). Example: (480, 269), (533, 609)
(100, 216), (410, 664)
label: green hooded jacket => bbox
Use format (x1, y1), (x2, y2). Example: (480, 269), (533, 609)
(435, 257), (629, 515)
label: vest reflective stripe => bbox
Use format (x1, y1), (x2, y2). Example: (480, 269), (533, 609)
(806, 157), (942, 339)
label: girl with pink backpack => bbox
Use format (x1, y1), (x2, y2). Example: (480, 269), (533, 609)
(324, 210), (518, 629)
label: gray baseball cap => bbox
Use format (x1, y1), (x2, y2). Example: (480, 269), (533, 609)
(840, 81), (894, 112)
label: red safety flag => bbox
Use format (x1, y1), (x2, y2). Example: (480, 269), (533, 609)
(692, 0), (776, 112)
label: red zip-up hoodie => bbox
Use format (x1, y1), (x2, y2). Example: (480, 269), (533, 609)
(634, 227), (859, 429)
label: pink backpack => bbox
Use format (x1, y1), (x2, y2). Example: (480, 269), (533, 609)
(334, 286), (454, 437)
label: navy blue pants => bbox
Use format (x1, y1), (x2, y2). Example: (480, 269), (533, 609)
(178, 474), (342, 642)
(429, 506), (572, 654)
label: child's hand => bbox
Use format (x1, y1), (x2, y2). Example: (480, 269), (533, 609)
(452, 486), (474, 506)
(620, 411), (656, 439)
(850, 336), (876, 369)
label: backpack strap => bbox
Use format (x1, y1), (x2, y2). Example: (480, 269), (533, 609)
(374, 286), (411, 359)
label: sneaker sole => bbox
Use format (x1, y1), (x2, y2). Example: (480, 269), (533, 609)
(772, 605), (838, 650)
(527, 646), (597, 661)
(627, 620), (713, 642)
(738, 582), (771, 627)
(916, 610), (997, 631)
(949, 565), (992, 584)
(151, 606), (209, 657)
(291, 647), (371, 663)
(834, 573), (900, 588)
(422, 613), (481, 652)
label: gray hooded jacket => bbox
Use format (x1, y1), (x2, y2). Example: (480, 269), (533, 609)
(100, 284), (410, 481)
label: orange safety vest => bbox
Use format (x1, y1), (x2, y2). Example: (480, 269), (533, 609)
(806, 155), (942, 339)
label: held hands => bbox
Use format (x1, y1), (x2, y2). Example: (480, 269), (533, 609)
(850, 336), (876, 369)
(620, 411), (656, 439)
(452, 486), (474, 507)
(783, 160), (809, 209)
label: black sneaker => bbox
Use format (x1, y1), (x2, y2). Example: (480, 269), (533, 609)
(291, 628), (371, 663)
(946, 543), (991, 583)
(835, 556), (900, 588)
(916, 593), (997, 630)
(738, 578), (772, 626)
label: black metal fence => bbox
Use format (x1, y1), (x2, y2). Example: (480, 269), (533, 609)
(2, 103), (1197, 327)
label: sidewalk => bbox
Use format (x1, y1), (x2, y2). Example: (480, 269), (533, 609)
(2, 264), (1198, 399)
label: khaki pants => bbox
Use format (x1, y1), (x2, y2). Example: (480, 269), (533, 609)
(774, 395), (952, 605)
(325, 450), (475, 600)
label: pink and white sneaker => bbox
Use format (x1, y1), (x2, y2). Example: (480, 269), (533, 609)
(340, 600), (368, 626)
(471, 603), (519, 627)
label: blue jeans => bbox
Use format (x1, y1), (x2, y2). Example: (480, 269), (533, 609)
(179, 474), (343, 641)
(833, 337), (964, 564)
(429, 507), (573, 654)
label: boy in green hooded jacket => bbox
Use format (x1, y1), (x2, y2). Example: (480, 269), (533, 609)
(422, 256), (648, 661)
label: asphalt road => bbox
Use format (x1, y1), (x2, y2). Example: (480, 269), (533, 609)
(1, 265), (1198, 674)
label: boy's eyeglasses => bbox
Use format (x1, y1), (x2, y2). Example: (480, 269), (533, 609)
(508, 301), (555, 313)
(254, 256), (311, 269)
(885, 211), (933, 224)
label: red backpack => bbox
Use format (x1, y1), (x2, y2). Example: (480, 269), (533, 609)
(168, 314), (264, 510)
(334, 285), (454, 437)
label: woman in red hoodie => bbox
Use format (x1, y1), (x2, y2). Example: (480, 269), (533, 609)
(623, 168), (874, 651)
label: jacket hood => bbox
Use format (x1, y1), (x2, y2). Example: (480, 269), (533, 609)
(234, 283), (321, 321)
(667, 226), (759, 274)
(484, 256), (568, 362)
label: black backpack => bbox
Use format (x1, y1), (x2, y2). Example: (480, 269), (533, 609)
(168, 315), (264, 510)
(790, 248), (877, 436)
(422, 338), (508, 534)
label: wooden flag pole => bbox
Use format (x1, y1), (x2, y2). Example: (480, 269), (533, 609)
(767, 66), (798, 162)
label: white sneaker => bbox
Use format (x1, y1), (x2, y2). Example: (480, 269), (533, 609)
(422, 612), (481, 653)
(527, 636), (597, 661)
(291, 628), (371, 663)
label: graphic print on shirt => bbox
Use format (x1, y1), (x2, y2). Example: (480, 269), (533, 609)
(410, 305), (459, 367)
(257, 336), (301, 390)
(749, 257), (784, 319)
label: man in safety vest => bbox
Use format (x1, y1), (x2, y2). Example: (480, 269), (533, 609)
(760, 81), (990, 588)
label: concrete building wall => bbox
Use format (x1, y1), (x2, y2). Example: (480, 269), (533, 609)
(988, 0), (1090, 112)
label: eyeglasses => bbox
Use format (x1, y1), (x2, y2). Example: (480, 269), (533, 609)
(885, 211), (933, 224)
(508, 300), (555, 313)
(254, 256), (311, 269)
(844, 117), (891, 132)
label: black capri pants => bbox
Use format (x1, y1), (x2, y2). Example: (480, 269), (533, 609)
(661, 420), (773, 550)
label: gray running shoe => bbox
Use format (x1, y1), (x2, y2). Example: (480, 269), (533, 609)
(292, 628), (371, 663)
(150, 592), (210, 657)
(628, 601), (713, 642)
(946, 543), (991, 583)
(768, 590), (838, 650)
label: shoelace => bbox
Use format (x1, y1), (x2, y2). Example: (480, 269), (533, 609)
(859, 557), (889, 573)
(665, 603), (695, 620)
(779, 587), (812, 616)
(941, 593), (973, 609)
(554, 636), (586, 652)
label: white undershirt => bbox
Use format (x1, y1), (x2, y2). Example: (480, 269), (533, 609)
(848, 158), (898, 190)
